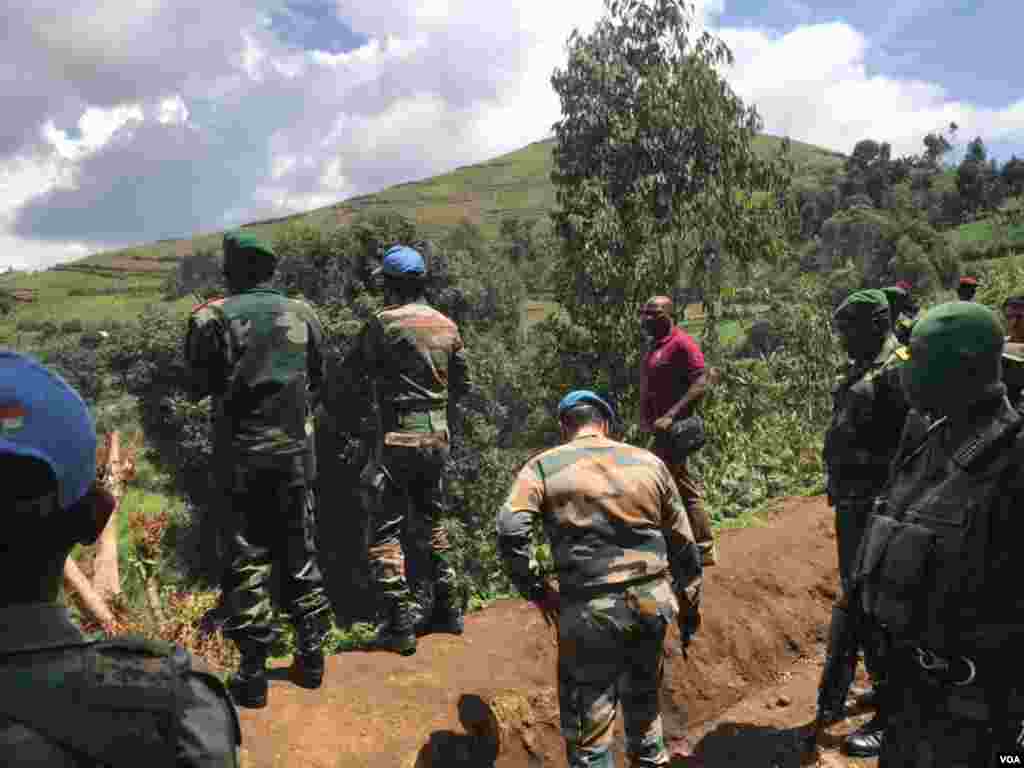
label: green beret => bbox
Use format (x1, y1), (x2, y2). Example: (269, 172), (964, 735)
(223, 231), (277, 265)
(833, 289), (891, 322)
(901, 301), (1005, 410)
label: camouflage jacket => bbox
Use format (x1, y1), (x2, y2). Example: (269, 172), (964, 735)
(184, 287), (324, 467)
(823, 334), (910, 500)
(0, 602), (240, 766)
(343, 302), (469, 435)
(495, 434), (702, 605)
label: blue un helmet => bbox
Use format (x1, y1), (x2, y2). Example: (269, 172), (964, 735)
(373, 245), (426, 279)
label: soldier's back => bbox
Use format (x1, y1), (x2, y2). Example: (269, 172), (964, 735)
(0, 635), (239, 767)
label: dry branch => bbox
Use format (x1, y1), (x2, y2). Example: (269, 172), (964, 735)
(63, 558), (116, 630)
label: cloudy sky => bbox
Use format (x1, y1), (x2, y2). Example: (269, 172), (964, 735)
(2, 0), (1022, 269)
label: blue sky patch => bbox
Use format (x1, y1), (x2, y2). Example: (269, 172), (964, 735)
(268, 0), (369, 54)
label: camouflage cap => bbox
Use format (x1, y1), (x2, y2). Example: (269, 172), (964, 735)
(900, 301), (1004, 411)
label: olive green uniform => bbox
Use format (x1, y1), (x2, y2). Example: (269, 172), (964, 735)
(185, 286), (330, 658)
(0, 602), (240, 766)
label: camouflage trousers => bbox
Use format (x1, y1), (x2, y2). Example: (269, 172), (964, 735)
(220, 464), (330, 657)
(880, 650), (1024, 766)
(651, 444), (716, 566)
(834, 498), (887, 688)
(557, 577), (679, 768)
(361, 434), (458, 619)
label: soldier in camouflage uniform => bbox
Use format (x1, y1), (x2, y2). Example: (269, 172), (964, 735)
(0, 350), (240, 765)
(343, 245), (469, 655)
(496, 390), (703, 768)
(858, 301), (1024, 766)
(185, 231), (331, 707)
(819, 289), (910, 757)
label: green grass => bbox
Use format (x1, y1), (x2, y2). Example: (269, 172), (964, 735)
(948, 217), (1024, 247)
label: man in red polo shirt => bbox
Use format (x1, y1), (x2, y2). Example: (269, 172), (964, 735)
(639, 296), (717, 565)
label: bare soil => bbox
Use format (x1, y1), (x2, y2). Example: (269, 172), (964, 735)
(237, 496), (877, 768)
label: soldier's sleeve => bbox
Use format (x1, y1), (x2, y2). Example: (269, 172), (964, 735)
(177, 662), (241, 767)
(448, 329), (470, 403)
(495, 461), (545, 597)
(184, 310), (229, 402)
(658, 461), (703, 607)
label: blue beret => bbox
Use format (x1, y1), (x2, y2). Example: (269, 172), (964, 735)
(374, 245), (425, 278)
(557, 390), (615, 422)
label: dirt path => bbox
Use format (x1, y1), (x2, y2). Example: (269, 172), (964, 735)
(236, 496), (878, 768)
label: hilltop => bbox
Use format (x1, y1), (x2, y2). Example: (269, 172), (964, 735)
(57, 134), (845, 277)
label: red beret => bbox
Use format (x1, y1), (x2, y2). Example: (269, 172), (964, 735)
(959, 276), (979, 286)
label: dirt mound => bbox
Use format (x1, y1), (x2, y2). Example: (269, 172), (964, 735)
(237, 496), (844, 768)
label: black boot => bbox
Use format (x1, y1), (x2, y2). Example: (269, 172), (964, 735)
(228, 652), (268, 709)
(430, 582), (464, 636)
(370, 600), (417, 656)
(289, 613), (328, 688)
(410, 582), (435, 638)
(842, 712), (885, 757)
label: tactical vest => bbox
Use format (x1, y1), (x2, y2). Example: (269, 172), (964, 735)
(0, 636), (235, 766)
(856, 405), (1024, 655)
(823, 344), (908, 498)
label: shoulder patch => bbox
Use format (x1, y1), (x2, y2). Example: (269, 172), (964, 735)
(894, 347), (910, 361)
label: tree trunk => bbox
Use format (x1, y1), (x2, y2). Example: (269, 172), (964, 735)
(63, 558), (116, 631)
(92, 432), (124, 599)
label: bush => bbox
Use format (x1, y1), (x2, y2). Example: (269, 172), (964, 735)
(60, 319), (84, 333)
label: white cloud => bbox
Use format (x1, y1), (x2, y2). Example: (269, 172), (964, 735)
(3, 0), (1024, 270)
(720, 21), (1024, 158)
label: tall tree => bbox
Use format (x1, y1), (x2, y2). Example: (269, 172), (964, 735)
(548, 0), (793, 406)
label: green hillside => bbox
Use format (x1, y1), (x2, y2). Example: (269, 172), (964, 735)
(54, 134), (844, 276)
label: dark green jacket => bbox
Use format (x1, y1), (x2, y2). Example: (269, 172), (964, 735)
(185, 287), (324, 474)
(824, 335), (911, 500)
(0, 603), (240, 766)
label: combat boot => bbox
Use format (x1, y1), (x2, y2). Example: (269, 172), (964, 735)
(429, 583), (464, 636)
(289, 614), (327, 689)
(228, 653), (268, 709)
(842, 712), (885, 757)
(370, 600), (417, 656)
(289, 650), (325, 689)
(411, 583), (435, 637)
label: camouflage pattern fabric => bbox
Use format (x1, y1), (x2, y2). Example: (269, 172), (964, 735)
(362, 434), (456, 615)
(497, 434), (702, 601)
(345, 301), (469, 618)
(497, 435), (702, 767)
(185, 286), (329, 655)
(0, 603), (240, 766)
(355, 302), (469, 422)
(558, 579), (678, 767)
(220, 466), (329, 655)
(185, 287), (324, 465)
